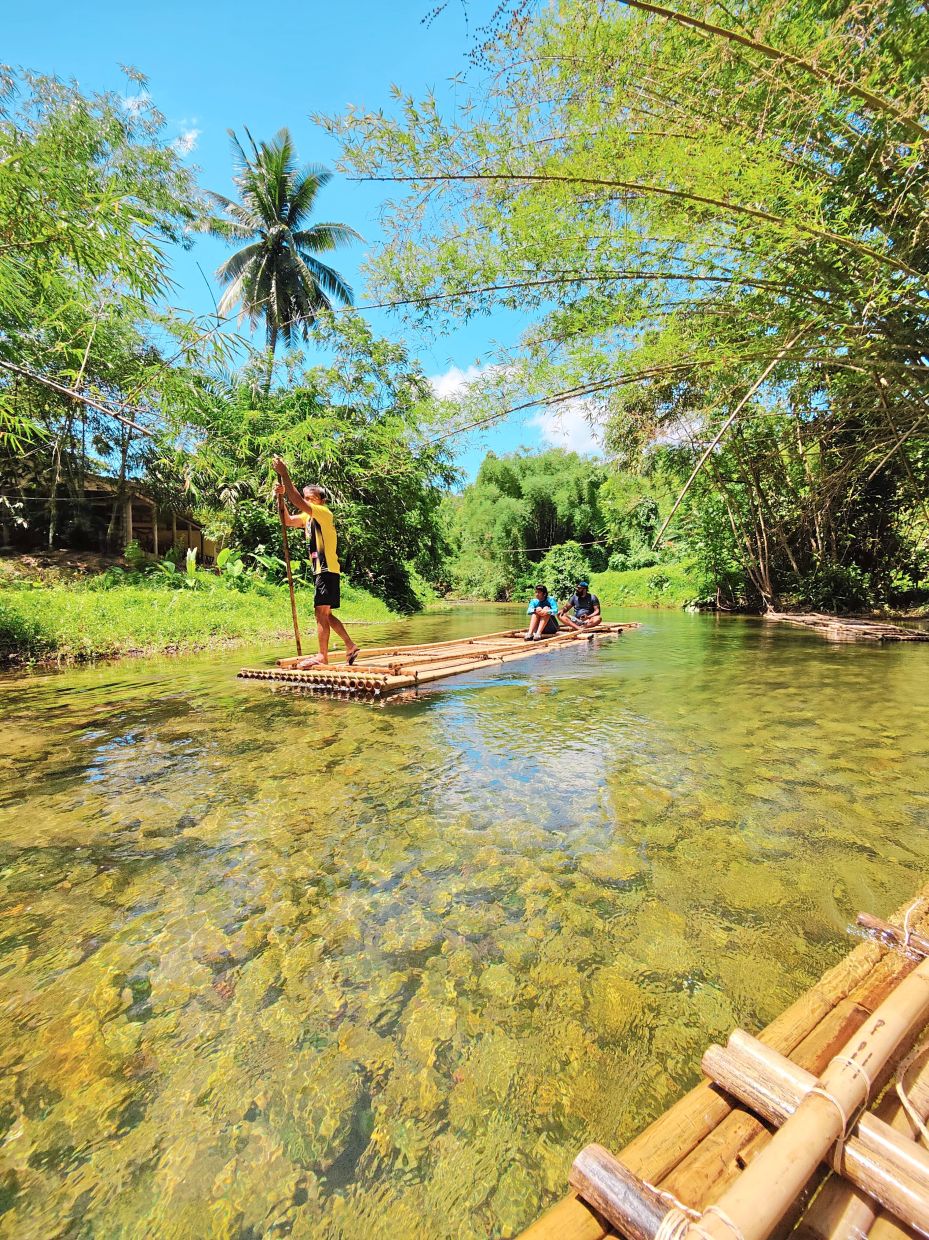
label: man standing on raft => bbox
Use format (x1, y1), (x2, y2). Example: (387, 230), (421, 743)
(272, 456), (360, 669)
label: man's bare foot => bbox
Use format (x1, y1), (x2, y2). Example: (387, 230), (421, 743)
(296, 655), (327, 670)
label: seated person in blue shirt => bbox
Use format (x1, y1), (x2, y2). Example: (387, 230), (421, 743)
(559, 580), (602, 630)
(525, 584), (559, 641)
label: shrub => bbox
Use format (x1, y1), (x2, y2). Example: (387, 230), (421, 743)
(123, 540), (148, 572)
(537, 541), (592, 599)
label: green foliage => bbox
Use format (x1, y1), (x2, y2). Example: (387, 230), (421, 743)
(123, 540), (147, 572)
(592, 563), (703, 610)
(0, 67), (233, 552)
(444, 449), (606, 598)
(537, 542), (592, 600)
(0, 571), (398, 665)
(190, 312), (457, 612)
(325, 0), (929, 612)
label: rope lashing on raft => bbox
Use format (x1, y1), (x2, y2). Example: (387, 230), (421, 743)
(902, 896), (927, 949)
(650, 1047), (877, 1238)
(650, 1202), (747, 1240)
(806, 1051), (874, 1172)
(646, 1182), (746, 1240)
(648, 1182), (700, 1240)
(895, 1038), (929, 1147)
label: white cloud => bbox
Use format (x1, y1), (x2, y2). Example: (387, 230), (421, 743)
(529, 399), (604, 455)
(121, 91), (151, 115)
(428, 364), (487, 400)
(173, 128), (201, 156)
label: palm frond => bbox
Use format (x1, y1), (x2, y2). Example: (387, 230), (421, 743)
(215, 241), (265, 286)
(205, 191), (264, 234)
(286, 164), (333, 225)
(292, 222), (363, 252)
(293, 249), (354, 306)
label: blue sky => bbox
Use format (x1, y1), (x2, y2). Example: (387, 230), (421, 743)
(7, 0), (601, 479)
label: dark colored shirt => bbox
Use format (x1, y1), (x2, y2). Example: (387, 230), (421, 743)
(569, 591), (600, 617)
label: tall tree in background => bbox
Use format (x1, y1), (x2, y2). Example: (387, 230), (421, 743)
(207, 129), (360, 389)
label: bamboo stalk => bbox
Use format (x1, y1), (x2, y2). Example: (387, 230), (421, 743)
(701, 1039), (929, 1225)
(568, 1146), (670, 1240)
(569, 1023), (929, 1240)
(276, 494), (302, 657)
(796, 1046), (929, 1239)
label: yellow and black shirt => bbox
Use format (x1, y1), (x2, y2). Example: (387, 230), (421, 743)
(294, 504), (341, 576)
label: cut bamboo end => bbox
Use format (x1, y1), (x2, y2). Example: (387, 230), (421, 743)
(568, 1146), (673, 1240)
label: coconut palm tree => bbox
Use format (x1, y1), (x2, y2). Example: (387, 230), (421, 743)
(206, 128), (360, 388)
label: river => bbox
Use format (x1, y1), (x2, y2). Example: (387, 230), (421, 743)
(1, 606), (928, 1237)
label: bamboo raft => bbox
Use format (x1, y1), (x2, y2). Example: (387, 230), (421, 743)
(521, 887), (929, 1240)
(765, 612), (929, 643)
(237, 622), (639, 700)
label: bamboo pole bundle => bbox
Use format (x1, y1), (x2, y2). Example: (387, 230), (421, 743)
(700, 1034), (929, 1233)
(521, 885), (929, 1240)
(567, 960), (929, 1240)
(794, 1045), (929, 1239)
(764, 613), (929, 642)
(251, 623), (636, 698)
(273, 623), (638, 669)
(688, 959), (929, 1239)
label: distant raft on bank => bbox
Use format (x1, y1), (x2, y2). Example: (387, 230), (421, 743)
(238, 622), (639, 701)
(765, 611), (929, 642)
(521, 886), (929, 1240)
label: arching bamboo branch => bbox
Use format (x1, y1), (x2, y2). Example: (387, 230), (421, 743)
(615, 0), (929, 142)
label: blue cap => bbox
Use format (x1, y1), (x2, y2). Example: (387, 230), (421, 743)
(577, 580), (589, 587)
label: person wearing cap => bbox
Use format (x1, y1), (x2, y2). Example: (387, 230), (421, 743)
(272, 455), (360, 669)
(559, 580), (601, 630)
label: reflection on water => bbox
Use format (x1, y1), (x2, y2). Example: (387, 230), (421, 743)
(1, 607), (928, 1237)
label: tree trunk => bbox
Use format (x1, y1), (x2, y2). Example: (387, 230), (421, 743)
(47, 433), (64, 550)
(263, 322), (278, 396)
(105, 430), (132, 553)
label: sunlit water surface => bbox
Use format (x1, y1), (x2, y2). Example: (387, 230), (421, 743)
(1, 607), (928, 1238)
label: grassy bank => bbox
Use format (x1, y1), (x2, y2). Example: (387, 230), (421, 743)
(0, 577), (398, 667)
(591, 560), (703, 609)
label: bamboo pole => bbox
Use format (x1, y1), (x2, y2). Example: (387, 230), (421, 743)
(570, 1021), (929, 1240)
(568, 1147), (668, 1240)
(796, 1045), (929, 1240)
(700, 1038), (929, 1230)
(276, 493), (302, 658)
(679, 959), (929, 1240)
(858, 912), (929, 960)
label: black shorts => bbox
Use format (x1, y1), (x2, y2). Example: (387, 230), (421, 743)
(540, 615), (558, 635)
(313, 571), (340, 608)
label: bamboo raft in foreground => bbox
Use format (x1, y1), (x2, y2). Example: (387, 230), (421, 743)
(521, 886), (929, 1240)
(765, 611), (929, 643)
(237, 622), (639, 700)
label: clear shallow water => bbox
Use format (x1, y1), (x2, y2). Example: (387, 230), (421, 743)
(1, 606), (928, 1238)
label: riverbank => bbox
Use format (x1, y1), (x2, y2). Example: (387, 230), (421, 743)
(590, 562), (702, 608)
(0, 577), (400, 667)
